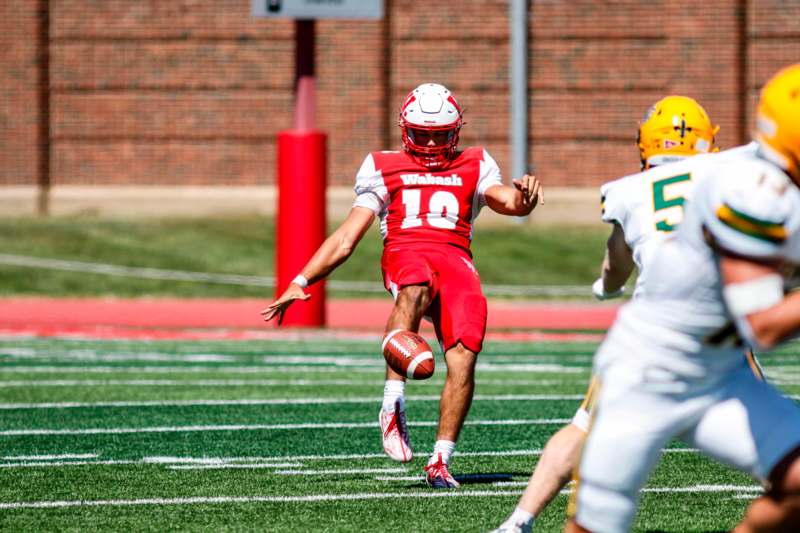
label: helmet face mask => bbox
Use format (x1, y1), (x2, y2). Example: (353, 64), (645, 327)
(638, 96), (718, 170)
(755, 63), (800, 183)
(405, 126), (457, 148)
(399, 83), (462, 170)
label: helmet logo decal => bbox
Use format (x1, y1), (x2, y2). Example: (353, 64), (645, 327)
(757, 114), (777, 138)
(447, 95), (462, 113)
(401, 94), (417, 112)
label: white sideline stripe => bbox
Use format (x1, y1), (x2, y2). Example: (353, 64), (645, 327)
(273, 468), (409, 475)
(159, 450), (549, 463)
(476, 364), (587, 374)
(1, 353), (387, 366)
(641, 484), (762, 493)
(0, 365), (377, 374)
(0, 460), (141, 468)
(0, 363), (591, 380)
(0, 418), (571, 437)
(0, 459), (300, 469)
(488, 483), (762, 495)
(260, 356), (383, 366)
(0, 351), (598, 363)
(0, 484), (764, 510)
(0, 490), (524, 510)
(0, 394), (584, 410)
(144, 456), (229, 464)
(0, 362), (587, 374)
(0, 379), (384, 388)
(169, 463), (302, 470)
(0, 369), (589, 387)
(0, 449), (701, 469)
(2, 454), (98, 460)
(0, 253), (589, 296)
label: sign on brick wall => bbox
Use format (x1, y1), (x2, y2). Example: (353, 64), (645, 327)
(252, 0), (384, 19)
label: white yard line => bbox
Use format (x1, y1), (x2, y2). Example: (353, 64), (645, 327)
(0, 364), (384, 375)
(0, 365), (589, 380)
(2, 354), (592, 374)
(0, 394), (584, 410)
(0, 364), (590, 387)
(0, 418), (571, 437)
(0, 459), (141, 468)
(1, 353), (380, 365)
(2, 453), (98, 461)
(169, 463), (303, 470)
(0, 365), (373, 374)
(0, 484), (764, 510)
(0, 448), (701, 469)
(0, 379), (383, 387)
(273, 468), (409, 475)
(148, 450), (551, 463)
(476, 364), (587, 373)
(488, 483), (762, 495)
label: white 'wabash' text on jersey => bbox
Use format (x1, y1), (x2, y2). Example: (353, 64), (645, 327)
(352, 148), (503, 253)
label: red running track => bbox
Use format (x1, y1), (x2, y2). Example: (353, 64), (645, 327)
(0, 297), (618, 331)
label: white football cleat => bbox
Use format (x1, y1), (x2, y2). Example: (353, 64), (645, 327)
(379, 400), (412, 463)
(488, 519), (532, 533)
(424, 453), (460, 488)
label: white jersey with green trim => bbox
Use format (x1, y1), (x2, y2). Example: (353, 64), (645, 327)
(596, 146), (800, 384)
(600, 143), (758, 298)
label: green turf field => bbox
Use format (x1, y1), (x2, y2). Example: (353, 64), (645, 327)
(0, 216), (609, 297)
(1, 335), (798, 531)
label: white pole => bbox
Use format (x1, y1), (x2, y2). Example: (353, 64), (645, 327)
(510, 0), (529, 221)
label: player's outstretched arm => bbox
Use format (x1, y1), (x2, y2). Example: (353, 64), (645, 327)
(720, 253), (800, 349)
(260, 206), (375, 324)
(592, 223), (634, 300)
(483, 174), (544, 216)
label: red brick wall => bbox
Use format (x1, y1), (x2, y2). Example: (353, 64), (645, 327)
(0, 1), (42, 185)
(2, 0), (799, 188)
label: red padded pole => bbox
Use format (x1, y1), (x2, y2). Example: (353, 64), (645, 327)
(276, 130), (327, 327)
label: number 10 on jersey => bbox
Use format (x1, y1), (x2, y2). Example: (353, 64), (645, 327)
(401, 189), (460, 229)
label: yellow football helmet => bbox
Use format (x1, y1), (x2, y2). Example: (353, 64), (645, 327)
(755, 63), (800, 182)
(637, 96), (719, 169)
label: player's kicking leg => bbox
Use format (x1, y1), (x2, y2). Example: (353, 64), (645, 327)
(421, 248), (487, 489)
(424, 341), (477, 488)
(379, 284), (432, 463)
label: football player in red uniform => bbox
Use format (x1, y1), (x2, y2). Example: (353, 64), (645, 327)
(262, 83), (543, 488)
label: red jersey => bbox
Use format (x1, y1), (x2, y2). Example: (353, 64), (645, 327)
(352, 147), (503, 252)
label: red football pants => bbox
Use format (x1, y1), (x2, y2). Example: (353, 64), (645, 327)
(381, 243), (487, 354)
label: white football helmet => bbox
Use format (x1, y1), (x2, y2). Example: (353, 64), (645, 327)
(399, 83), (463, 169)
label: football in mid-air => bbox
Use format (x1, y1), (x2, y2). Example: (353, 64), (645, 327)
(382, 329), (435, 380)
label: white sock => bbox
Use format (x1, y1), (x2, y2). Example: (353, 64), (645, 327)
(428, 439), (456, 465)
(382, 380), (405, 412)
(503, 507), (535, 532)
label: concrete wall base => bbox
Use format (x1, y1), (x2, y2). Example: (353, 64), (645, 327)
(0, 186), (604, 227)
